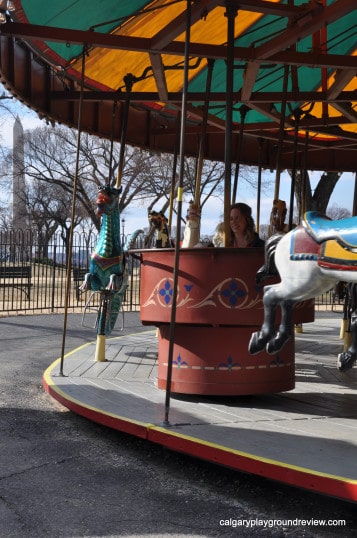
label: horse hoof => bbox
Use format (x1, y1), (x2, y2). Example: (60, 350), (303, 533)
(266, 334), (290, 355)
(248, 331), (267, 355)
(337, 352), (355, 372)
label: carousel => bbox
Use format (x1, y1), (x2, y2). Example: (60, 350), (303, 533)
(1, 0), (357, 501)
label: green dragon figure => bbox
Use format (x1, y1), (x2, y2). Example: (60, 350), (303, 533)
(80, 184), (141, 335)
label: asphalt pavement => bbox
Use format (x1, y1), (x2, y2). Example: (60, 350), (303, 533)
(0, 311), (357, 538)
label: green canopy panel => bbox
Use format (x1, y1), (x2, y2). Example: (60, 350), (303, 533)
(0, 0), (356, 171)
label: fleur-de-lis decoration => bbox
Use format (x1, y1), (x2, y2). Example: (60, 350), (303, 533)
(173, 354), (189, 369)
(218, 356), (240, 371)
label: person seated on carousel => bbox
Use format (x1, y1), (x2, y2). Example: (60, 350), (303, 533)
(229, 202), (264, 248)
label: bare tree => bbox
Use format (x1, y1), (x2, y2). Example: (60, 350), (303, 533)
(290, 170), (343, 218)
(20, 125), (230, 227)
(326, 203), (351, 220)
(3, 122), (276, 238)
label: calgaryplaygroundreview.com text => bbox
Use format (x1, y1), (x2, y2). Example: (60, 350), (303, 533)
(219, 518), (347, 530)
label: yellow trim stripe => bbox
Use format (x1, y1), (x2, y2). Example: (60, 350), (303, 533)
(149, 426), (357, 484)
(43, 330), (357, 487)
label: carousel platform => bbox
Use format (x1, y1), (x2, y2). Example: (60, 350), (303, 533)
(43, 312), (357, 503)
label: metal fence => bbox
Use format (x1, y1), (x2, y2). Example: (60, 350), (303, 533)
(0, 228), (344, 316)
(0, 229), (145, 315)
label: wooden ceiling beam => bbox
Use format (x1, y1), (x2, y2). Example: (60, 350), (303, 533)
(241, 61), (260, 102)
(254, 0), (356, 60)
(327, 69), (357, 100)
(2, 22), (356, 70)
(151, 0), (219, 50)
(331, 102), (357, 123)
(149, 53), (168, 101)
(49, 90), (357, 104)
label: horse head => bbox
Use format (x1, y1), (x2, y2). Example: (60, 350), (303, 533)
(185, 201), (201, 230)
(96, 184), (122, 217)
(148, 209), (167, 230)
(269, 199), (287, 234)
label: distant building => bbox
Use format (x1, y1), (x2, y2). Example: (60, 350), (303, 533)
(12, 115), (28, 230)
(11, 116), (30, 261)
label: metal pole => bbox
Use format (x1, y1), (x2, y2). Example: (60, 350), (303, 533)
(300, 129), (309, 219)
(353, 171), (357, 217)
(223, 0), (238, 246)
(289, 109), (301, 229)
(109, 100), (117, 185)
(164, 0), (191, 426)
(95, 292), (109, 362)
(194, 58), (214, 207)
(256, 138), (264, 231)
(168, 112), (181, 234)
(232, 105), (249, 205)
(274, 64), (289, 200)
(59, 46), (86, 376)
(116, 74), (134, 189)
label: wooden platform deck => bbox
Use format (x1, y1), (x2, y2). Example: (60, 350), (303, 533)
(43, 312), (357, 502)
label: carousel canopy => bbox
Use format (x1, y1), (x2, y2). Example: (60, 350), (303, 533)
(0, 0), (356, 171)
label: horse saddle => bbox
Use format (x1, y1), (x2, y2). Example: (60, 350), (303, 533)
(303, 211), (357, 250)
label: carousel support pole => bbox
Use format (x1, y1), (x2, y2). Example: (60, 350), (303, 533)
(95, 292), (109, 362)
(288, 109), (302, 229)
(232, 105), (249, 205)
(300, 129), (309, 219)
(342, 172), (357, 343)
(352, 171), (357, 217)
(194, 58), (214, 207)
(59, 46), (87, 376)
(108, 101), (117, 183)
(290, 109), (303, 334)
(274, 65), (289, 200)
(115, 73), (134, 189)
(164, 0), (191, 426)
(223, 0), (238, 245)
(256, 137), (264, 231)
(168, 112), (181, 233)
(95, 74), (132, 362)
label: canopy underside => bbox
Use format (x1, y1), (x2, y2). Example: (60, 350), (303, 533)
(0, 0), (356, 171)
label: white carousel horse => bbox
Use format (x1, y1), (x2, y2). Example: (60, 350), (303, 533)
(249, 211), (357, 371)
(182, 201), (201, 248)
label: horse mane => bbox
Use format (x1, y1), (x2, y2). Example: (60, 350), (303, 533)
(256, 233), (283, 284)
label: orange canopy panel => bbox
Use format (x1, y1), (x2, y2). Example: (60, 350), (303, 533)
(0, 0), (356, 170)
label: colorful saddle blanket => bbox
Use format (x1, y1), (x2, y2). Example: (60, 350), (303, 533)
(290, 225), (357, 271)
(303, 211), (357, 249)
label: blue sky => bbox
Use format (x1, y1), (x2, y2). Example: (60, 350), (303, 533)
(1, 97), (354, 237)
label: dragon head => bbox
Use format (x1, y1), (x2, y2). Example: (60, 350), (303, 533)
(96, 184), (122, 216)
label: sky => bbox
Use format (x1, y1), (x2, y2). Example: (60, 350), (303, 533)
(1, 93), (355, 237)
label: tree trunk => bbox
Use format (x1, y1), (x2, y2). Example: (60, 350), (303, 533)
(289, 170), (342, 219)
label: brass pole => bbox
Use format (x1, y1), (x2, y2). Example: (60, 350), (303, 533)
(164, 0), (191, 426)
(59, 46), (86, 375)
